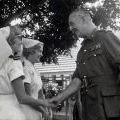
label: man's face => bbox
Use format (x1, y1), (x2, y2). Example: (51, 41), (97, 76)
(69, 12), (87, 38)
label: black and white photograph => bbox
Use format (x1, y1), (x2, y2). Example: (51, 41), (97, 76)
(0, 0), (120, 120)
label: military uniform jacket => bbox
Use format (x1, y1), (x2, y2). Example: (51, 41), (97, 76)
(73, 30), (120, 119)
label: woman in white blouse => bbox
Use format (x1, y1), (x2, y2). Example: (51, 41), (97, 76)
(0, 26), (51, 120)
(22, 38), (52, 120)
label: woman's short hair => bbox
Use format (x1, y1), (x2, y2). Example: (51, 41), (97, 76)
(7, 25), (22, 46)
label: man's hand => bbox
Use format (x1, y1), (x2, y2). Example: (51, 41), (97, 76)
(48, 78), (81, 108)
(41, 99), (54, 107)
(47, 95), (63, 108)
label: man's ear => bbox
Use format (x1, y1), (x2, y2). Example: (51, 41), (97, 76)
(78, 15), (86, 24)
(80, 17), (86, 24)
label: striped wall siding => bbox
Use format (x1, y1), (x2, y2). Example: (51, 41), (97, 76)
(34, 49), (79, 74)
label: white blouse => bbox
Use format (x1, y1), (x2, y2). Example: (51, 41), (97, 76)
(0, 58), (24, 95)
(0, 58), (43, 120)
(23, 58), (43, 99)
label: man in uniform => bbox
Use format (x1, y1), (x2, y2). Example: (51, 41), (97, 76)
(49, 8), (120, 120)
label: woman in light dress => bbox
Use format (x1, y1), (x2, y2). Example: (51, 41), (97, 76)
(22, 38), (52, 120)
(0, 25), (51, 120)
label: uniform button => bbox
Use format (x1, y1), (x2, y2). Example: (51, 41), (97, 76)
(86, 89), (88, 93)
(84, 49), (87, 52)
(93, 54), (96, 56)
(83, 62), (86, 64)
(76, 61), (80, 65)
(83, 75), (87, 78)
(91, 34), (94, 38)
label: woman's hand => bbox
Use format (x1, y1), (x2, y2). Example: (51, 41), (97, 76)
(42, 99), (54, 107)
(48, 107), (53, 120)
(42, 110), (50, 120)
(41, 107), (53, 120)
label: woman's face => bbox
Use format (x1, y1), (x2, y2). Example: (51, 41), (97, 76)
(11, 35), (23, 56)
(29, 45), (43, 64)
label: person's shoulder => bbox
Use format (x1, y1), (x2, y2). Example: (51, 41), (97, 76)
(99, 30), (118, 40)
(3, 57), (22, 73)
(96, 29), (114, 39)
(8, 56), (22, 66)
(98, 30), (120, 45)
(1, 57), (10, 69)
(93, 29), (105, 40)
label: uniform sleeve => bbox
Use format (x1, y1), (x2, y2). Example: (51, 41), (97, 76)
(72, 51), (81, 80)
(101, 31), (120, 64)
(23, 66), (32, 84)
(8, 60), (25, 82)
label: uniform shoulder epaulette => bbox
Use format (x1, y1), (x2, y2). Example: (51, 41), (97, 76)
(99, 29), (107, 32)
(9, 55), (21, 60)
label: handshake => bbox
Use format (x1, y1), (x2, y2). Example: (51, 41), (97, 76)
(44, 95), (64, 108)
(41, 95), (64, 120)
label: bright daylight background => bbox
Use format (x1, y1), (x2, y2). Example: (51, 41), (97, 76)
(10, 0), (120, 61)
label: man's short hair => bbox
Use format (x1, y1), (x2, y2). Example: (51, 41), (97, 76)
(70, 7), (91, 19)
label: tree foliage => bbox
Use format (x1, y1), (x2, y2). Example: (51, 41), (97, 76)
(0, 0), (120, 63)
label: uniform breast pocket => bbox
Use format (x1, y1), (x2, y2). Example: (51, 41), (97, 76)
(85, 48), (103, 60)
